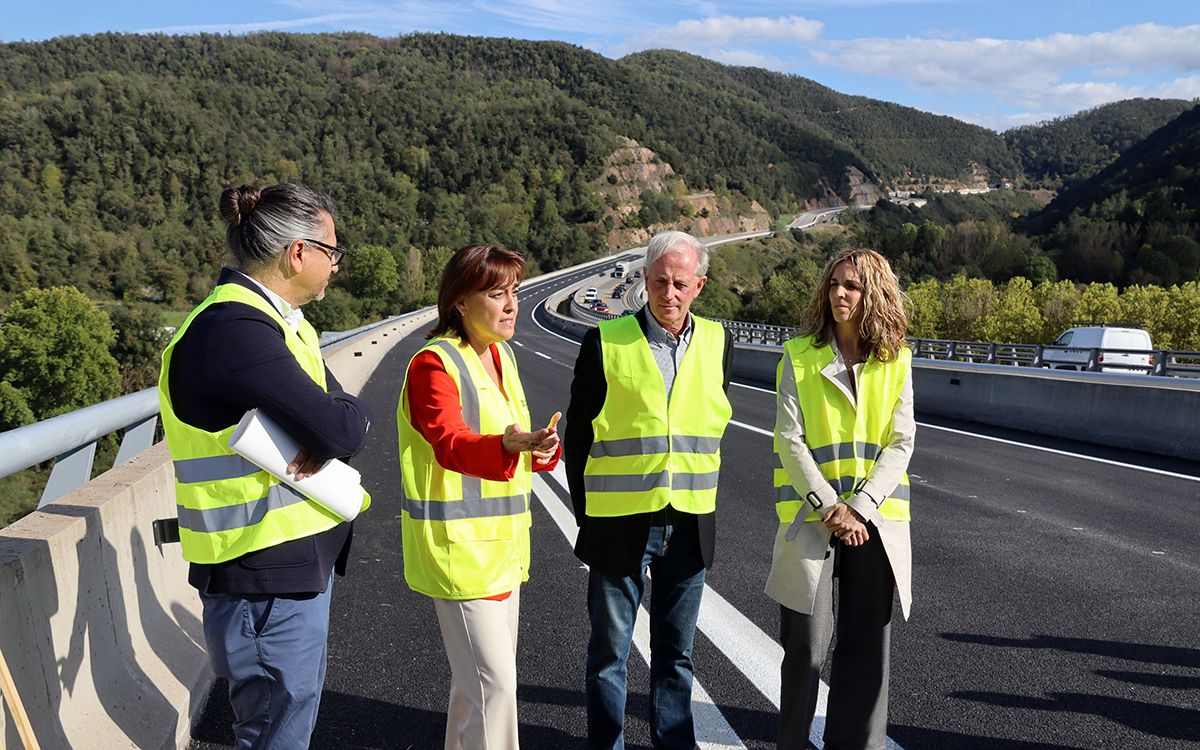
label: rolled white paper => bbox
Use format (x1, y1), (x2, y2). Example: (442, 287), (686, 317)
(228, 409), (366, 522)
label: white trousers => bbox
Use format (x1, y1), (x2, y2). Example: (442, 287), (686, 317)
(434, 587), (521, 750)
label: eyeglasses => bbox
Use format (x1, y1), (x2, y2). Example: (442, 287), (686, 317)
(300, 238), (350, 266)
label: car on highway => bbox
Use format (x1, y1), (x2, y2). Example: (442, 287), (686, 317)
(625, 276), (634, 283)
(595, 304), (610, 313)
(583, 287), (598, 301)
(1041, 326), (1154, 373)
(611, 288), (623, 298)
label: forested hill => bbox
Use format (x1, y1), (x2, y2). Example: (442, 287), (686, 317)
(1023, 104), (1200, 285)
(627, 50), (1020, 183)
(0, 31), (1025, 305)
(1004, 98), (1194, 188)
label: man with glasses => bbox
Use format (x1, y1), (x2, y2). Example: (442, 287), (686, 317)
(158, 183), (370, 749)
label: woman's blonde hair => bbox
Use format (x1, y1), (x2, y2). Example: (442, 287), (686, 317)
(801, 247), (909, 363)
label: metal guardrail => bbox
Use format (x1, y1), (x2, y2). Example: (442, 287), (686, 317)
(0, 311), (412, 508)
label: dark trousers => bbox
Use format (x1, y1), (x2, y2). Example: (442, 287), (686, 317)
(200, 580), (333, 750)
(585, 512), (706, 750)
(779, 529), (894, 750)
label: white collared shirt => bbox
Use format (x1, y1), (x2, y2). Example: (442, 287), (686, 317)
(234, 270), (306, 333)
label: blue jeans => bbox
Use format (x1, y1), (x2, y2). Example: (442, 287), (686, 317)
(200, 579), (333, 750)
(585, 512), (706, 750)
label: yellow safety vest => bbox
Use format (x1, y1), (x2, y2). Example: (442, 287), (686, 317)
(397, 337), (534, 600)
(773, 335), (911, 524)
(584, 314), (732, 517)
(159, 282), (370, 565)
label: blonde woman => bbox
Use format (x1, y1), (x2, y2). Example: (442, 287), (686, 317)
(766, 247), (915, 750)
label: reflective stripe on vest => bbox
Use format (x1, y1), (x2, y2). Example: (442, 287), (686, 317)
(397, 336), (533, 600)
(158, 282), (370, 564)
(584, 314), (731, 517)
(773, 335), (911, 524)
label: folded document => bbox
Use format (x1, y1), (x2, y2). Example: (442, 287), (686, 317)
(228, 409), (366, 522)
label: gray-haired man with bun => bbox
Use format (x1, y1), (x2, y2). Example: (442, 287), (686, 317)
(158, 183), (371, 749)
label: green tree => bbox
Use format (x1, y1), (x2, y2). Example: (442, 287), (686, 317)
(1072, 282), (1121, 326)
(403, 246), (426, 304)
(904, 279), (944, 339)
(0, 381), (35, 431)
(0, 286), (121, 419)
(148, 263), (189, 306)
(975, 277), (1043, 343)
(304, 287), (361, 333)
(108, 303), (169, 391)
(1118, 284), (1174, 348)
(940, 275), (994, 340)
(1165, 282), (1200, 351)
(348, 244), (401, 301)
(1034, 280), (1080, 341)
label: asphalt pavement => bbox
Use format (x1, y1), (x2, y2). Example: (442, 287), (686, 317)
(189, 268), (1200, 750)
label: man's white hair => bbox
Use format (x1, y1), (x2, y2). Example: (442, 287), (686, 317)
(644, 230), (709, 276)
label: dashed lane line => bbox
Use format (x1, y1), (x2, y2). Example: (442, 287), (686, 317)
(534, 351), (552, 360)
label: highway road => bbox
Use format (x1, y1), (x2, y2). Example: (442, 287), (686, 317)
(189, 265), (1200, 750)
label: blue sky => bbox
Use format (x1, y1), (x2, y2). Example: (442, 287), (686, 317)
(6, 1), (1199, 130)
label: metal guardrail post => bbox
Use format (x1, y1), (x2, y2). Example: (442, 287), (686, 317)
(39, 443), (98, 507)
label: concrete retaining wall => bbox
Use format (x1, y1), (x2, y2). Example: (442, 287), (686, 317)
(0, 444), (208, 750)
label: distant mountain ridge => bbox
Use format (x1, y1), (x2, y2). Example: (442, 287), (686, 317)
(1025, 103), (1200, 235)
(1005, 98), (1194, 188)
(0, 31), (1194, 304)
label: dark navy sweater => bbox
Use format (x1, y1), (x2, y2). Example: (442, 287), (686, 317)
(168, 268), (372, 595)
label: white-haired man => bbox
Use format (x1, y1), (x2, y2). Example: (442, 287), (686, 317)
(565, 230), (734, 749)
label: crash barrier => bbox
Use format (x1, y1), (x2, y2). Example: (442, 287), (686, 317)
(543, 310), (1200, 462)
(0, 250), (624, 750)
(716, 322), (1200, 379)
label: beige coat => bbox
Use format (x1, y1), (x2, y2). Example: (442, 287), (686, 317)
(764, 348), (915, 620)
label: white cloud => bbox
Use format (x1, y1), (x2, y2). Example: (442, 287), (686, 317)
(708, 48), (788, 69)
(472, 0), (627, 35)
(813, 23), (1200, 122)
(139, 14), (376, 35)
(613, 14), (821, 58)
(815, 23), (1200, 93)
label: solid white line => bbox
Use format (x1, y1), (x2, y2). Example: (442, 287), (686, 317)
(731, 381), (774, 395)
(917, 422), (1200, 483)
(530, 292), (583, 346)
(535, 351), (552, 360)
(730, 420), (772, 437)
(731, 385), (1200, 484)
(532, 471), (746, 749)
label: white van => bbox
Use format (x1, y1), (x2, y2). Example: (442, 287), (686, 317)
(1041, 327), (1154, 374)
(583, 287), (598, 302)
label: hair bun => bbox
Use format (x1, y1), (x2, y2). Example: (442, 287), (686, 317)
(219, 184), (262, 227)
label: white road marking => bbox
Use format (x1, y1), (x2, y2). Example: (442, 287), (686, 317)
(530, 292), (583, 345)
(731, 381), (774, 395)
(730, 420), (772, 437)
(532, 472), (746, 749)
(916, 422), (1200, 483)
(728, 384), (1200, 484)
(538, 466), (904, 750)
(513, 340), (525, 347)
(535, 351), (552, 360)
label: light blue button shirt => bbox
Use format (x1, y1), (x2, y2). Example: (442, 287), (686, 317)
(643, 308), (694, 400)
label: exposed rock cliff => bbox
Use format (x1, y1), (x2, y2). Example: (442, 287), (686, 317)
(597, 137), (771, 250)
